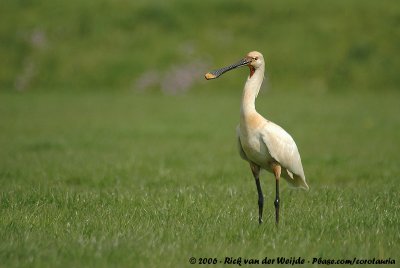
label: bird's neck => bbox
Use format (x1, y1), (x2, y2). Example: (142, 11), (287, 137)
(240, 67), (264, 118)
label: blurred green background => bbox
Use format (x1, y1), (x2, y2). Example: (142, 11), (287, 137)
(1, 0), (400, 92)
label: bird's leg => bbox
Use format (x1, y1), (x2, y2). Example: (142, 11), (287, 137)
(250, 163), (263, 224)
(271, 163), (281, 225)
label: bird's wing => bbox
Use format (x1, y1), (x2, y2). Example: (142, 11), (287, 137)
(261, 122), (305, 179)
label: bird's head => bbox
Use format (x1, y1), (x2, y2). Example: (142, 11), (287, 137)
(205, 51), (265, 80)
(246, 51), (264, 70)
(245, 51), (264, 78)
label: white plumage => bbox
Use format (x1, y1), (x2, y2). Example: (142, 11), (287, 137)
(238, 120), (308, 190)
(206, 51), (308, 224)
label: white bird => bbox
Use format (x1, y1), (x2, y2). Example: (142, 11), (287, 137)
(205, 51), (309, 224)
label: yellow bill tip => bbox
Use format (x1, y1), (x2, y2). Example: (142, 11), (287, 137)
(205, 73), (216, 80)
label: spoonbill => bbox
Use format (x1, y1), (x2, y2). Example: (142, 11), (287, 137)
(205, 51), (309, 224)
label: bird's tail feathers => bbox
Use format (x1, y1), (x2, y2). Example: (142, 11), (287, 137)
(283, 170), (309, 190)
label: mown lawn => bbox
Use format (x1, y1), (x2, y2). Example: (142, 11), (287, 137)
(0, 90), (399, 267)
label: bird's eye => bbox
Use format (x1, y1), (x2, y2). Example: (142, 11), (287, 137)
(254, 57), (258, 60)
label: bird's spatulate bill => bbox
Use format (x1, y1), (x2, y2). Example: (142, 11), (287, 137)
(205, 58), (249, 80)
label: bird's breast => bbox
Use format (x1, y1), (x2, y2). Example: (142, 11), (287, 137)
(241, 112), (264, 130)
(239, 126), (272, 166)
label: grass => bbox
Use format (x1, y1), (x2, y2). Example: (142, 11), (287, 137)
(1, 89), (399, 267)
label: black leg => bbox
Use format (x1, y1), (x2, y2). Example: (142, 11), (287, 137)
(274, 177), (280, 225)
(250, 164), (263, 224)
(255, 177), (264, 224)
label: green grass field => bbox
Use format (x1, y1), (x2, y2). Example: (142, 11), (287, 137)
(1, 89), (399, 267)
